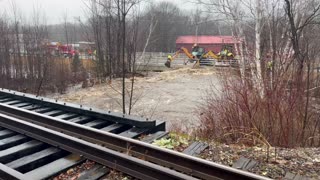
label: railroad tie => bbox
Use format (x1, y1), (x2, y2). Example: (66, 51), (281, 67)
(141, 131), (169, 143)
(232, 157), (258, 171)
(24, 154), (85, 179)
(183, 142), (209, 156)
(284, 172), (308, 180)
(77, 164), (110, 180)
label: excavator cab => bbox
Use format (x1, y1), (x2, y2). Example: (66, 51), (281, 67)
(191, 46), (205, 59)
(217, 46), (234, 59)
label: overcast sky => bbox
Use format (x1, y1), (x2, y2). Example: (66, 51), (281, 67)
(0, 0), (88, 24)
(0, 0), (195, 24)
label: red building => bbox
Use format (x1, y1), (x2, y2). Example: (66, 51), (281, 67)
(176, 35), (240, 53)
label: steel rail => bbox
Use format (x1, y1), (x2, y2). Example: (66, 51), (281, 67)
(0, 113), (197, 180)
(0, 103), (270, 180)
(0, 88), (160, 128)
(0, 163), (27, 180)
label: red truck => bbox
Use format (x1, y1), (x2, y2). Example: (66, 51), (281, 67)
(59, 44), (78, 58)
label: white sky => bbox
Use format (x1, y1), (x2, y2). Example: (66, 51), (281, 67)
(0, 0), (87, 24)
(0, 0), (195, 24)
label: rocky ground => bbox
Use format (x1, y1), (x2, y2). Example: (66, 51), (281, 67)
(150, 132), (320, 179)
(53, 160), (135, 180)
(200, 142), (320, 179)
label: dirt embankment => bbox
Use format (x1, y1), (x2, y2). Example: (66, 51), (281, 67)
(49, 67), (221, 129)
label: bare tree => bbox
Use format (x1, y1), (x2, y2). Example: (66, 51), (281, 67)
(128, 11), (157, 115)
(284, 0), (320, 145)
(254, 0), (265, 97)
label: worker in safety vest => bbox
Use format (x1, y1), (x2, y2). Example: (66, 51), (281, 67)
(268, 61), (273, 69)
(221, 48), (228, 56)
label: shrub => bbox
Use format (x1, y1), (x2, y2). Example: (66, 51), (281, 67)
(196, 71), (320, 148)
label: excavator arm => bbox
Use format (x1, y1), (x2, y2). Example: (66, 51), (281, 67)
(180, 47), (194, 59)
(202, 51), (220, 59)
(165, 50), (180, 68)
(165, 47), (195, 68)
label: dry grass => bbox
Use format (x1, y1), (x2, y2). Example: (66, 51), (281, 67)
(0, 57), (93, 94)
(196, 71), (320, 148)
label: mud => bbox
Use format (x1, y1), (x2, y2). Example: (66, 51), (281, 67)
(48, 67), (222, 130)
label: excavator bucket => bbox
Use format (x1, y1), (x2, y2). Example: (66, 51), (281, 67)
(192, 60), (200, 68)
(165, 60), (171, 68)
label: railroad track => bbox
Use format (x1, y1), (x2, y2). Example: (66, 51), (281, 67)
(0, 89), (270, 180)
(0, 89), (166, 137)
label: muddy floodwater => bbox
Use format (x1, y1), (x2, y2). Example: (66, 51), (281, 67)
(49, 67), (222, 130)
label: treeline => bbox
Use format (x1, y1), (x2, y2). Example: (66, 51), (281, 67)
(79, 1), (232, 80)
(0, 13), (89, 94)
(0, 1), (232, 86)
(0, 1), (198, 93)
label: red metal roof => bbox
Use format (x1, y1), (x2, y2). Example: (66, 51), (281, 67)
(176, 35), (239, 44)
